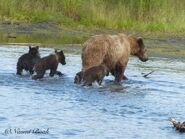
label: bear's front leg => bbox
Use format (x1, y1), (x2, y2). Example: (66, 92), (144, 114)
(111, 69), (127, 80)
(49, 69), (56, 77)
(114, 65), (124, 82)
(56, 71), (63, 77)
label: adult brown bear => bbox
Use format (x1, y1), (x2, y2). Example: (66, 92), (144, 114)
(74, 33), (148, 83)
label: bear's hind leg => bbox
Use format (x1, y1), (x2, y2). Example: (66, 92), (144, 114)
(32, 70), (45, 80)
(16, 61), (24, 75)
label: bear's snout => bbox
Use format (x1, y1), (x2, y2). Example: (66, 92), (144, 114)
(62, 61), (66, 65)
(139, 54), (148, 62)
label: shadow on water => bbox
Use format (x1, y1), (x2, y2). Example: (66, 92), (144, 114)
(0, 45), (185, 139)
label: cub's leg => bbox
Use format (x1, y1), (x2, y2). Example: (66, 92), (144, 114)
(49, 67), (63, 77)
(97, 76), (104, 85)
(83, 81), (92, 86)
(55, 71), (63, 77)
(29, 69), (34, 75)
(32, 74), (44, 80)
(32, 71), (45, 80)
(49, 69), (56, 77)
(16, 62), (23, 75)
(49, 66), (58, 77)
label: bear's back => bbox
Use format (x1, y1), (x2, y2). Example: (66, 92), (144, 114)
(82, 34), (130, 71)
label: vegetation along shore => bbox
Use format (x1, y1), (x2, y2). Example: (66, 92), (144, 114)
(0, 0), (185, 58)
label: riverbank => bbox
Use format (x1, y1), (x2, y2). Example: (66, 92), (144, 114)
(1, 0), (185, 34)
(0, 22), (185, 58)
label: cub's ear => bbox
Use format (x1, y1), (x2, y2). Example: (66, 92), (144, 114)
(55, 49), (58, 53)
(36, 46), (39, 50)
(60, 50), (64, 54)
(137, 37), (144, 46)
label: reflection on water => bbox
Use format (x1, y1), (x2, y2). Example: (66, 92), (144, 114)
(0, 45), (185, 139)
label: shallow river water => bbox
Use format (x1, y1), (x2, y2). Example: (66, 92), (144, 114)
(0, 45), (185, 139)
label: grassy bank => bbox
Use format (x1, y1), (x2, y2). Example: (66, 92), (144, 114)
(0, 0), (185, 34)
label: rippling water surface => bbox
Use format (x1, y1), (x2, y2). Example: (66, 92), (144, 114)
(0, 45), (185, 139)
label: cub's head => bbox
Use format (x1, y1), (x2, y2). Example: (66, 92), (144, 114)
(129, 36), (148, 62)
(55, 50), (66, 65)
(28, 46), (39, 56)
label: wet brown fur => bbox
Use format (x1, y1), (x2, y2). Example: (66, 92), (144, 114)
(83, 64), (109, 86)
(75, 33), (148, 83)
(16, 46), (40, 75)
(32, 50), (66, 80)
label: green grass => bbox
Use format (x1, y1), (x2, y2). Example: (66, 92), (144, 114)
(0, 0), (185, 34)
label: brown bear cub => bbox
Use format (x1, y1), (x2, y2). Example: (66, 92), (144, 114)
(16, 46), (40, 75)
(82, 64), (109, 86)
(32, 50), (66, 80)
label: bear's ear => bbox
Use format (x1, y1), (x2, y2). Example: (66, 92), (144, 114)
(137, 37), (144, 47)
(36, 46), (39, 50)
